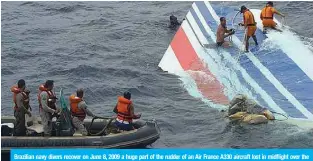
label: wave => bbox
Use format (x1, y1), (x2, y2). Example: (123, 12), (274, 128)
(46, 65), (143, 79)
(86, 18), (110, 26)
(19, 2), (45, 7)
(1, 68), (14, 76)
(45, 4), (84, 13)
(22, 28), (68, 36)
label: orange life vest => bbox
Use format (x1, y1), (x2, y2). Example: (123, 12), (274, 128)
(69, 94), (86, 119)
(11, 85), (29, 111)
(116, 96), (133, 122)
(38, 84), (56, 111)
(261, 6), (274, 20)
(243, 10), (256, 26)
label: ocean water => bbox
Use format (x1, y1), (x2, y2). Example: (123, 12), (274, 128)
(1, 1), (313, 148)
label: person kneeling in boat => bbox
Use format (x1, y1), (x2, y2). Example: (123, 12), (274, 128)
(113, 91), (141, 131)
(260, 1), (285, 33)
(38, 80), (60, 136)
(228, 94), (275, 124)
(11, 79), (32, 136)
(216, 17), (235, 48)
(70, 89), (95, 136)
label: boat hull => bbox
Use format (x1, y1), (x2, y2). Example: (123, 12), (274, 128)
(1, 116), (161, 155)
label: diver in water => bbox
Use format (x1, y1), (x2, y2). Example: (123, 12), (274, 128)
(169, 15), (182, 29)
(228, 94), (275, 124)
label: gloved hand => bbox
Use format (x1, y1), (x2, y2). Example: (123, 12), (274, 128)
(229, 29), (235, 35)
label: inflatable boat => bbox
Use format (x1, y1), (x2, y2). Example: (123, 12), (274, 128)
(1, 116), (161, 154)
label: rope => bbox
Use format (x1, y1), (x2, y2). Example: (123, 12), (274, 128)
(229, 33), (233, 42)
(88, 116), (115, 136)
(270, 110), (289, 121)
(227, 100), (289, 122)
(242, 28), (248, 52)
(281, 16), (286, 28)
(231, 9), (246, 54)
(231, 10), (241, 30)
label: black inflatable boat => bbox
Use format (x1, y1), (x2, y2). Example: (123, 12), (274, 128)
(1, 116), (161, 154)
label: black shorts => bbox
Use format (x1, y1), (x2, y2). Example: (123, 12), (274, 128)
(216, 41), (224, 46)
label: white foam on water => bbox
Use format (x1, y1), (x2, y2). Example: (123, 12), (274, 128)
(268, 30), (313, 79)
(187, 70), (216, 83)
(251, 9), (313, 81)
(301, 37), (313, 52)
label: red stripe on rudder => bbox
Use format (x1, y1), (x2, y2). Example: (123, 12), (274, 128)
(170, 27), (229, 105)
(170, 27), (198, 70)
